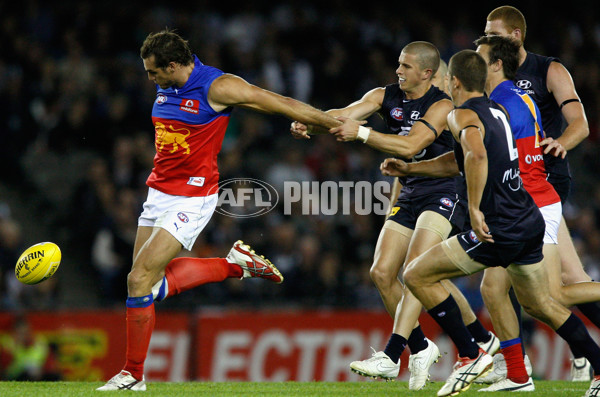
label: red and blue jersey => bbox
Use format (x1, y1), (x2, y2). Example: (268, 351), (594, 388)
(147, 55), (232, 196)
(489, 80), (560, 208)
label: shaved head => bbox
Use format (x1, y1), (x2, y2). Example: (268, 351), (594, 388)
(402, 41), (441, 76)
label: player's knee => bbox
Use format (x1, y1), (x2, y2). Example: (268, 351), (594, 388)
(402, 262), (421, 291)
(561, 267), (591, 285)
(520, 300), (549, 322)
(369, 264), (396, 290)
(480, 279), (500, 303)
(548, 287), (569, 307)
(127, 268), (153, 292)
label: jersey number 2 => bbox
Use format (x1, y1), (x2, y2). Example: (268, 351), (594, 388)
(491, 108), (519, 161)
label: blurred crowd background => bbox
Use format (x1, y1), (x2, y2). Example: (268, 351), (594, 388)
(0, 0), (599, 324)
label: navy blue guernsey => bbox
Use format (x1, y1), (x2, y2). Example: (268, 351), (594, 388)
(454, 97), (544, 241)
(379, 84), (458, 199)
(516, 52), (569, 178)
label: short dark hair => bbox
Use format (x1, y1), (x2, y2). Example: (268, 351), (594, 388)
(474, 35), (521, 81)
(140, 29), (194, 69)
(448, 50), (487, 93)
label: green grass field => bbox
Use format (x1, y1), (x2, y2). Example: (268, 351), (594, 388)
(0, 381), (590, 396)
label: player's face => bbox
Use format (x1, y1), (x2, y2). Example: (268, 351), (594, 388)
(143, 55), (176, 89)
(396, 52), (425, 93)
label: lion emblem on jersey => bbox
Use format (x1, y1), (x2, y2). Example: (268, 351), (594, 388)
(155, 121), (191, 154)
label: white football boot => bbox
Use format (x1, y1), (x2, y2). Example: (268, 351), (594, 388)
(585, 375), (600, 396)
(572, 357), (593, 382)
(478, 377), (535, 392)
(474, 353), (532, 384)
(408, 338), (441, 390)
(437, 349), (493, 397)
(96, 370), (146, 391)
(227, 240), (283, 283)
(349, 349), (400, 380)
(477, 332), (500, 356)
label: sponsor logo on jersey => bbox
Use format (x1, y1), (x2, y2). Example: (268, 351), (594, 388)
(469, 230), (479, 243)
(516, 80), (532, 90)
(502, 167), (522, 191)
(390, 107), (403, 121)
(180, 99), (199, 114)
(156, 94), (167, 104)
(440, 197), (454, 208)
(410, 111), (421, 120)
(525, 153), (544, 164)
(187, 177), (206, 187)
(177, 212), (189, 223)
(516, 80), (535, 95)
(390, 206), (400, 216)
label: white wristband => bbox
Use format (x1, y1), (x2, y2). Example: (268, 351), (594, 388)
(357, 126), (371, 143)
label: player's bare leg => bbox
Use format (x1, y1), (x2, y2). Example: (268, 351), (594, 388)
(129, 227), (182, 297)
(370, 220), (411, 317)
(98, 227), (181, 391)
(555, 218), (597, 380)
(477, 267), (533, 389)
(558, 217), (590, 284)
(402, 240), (493, 396)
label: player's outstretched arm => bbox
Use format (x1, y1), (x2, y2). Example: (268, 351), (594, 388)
(380, 151), (459, 178)
(290, 87), (385, 139)
(208, 73), (341, 130)
(331, 99), (454, 158)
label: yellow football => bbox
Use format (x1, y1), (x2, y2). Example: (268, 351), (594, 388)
(15, 242), (61, 285)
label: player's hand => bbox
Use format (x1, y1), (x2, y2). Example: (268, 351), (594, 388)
(540, 137), (567, 159)
(469, 208), (494, 243)
(380, 158), (410, 177)
(290, 121), (311, 139)
(329, 116), (367, 142)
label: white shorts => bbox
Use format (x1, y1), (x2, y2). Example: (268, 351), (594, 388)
(539, 201), (561, 245)
(138, 187), (218, 250)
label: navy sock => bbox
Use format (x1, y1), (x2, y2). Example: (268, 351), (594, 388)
(577, 301), (600, 330)
(428, 295), (479, 359)
(407, 325), (428, 354)
(466, 319), (490, 344)
(383, 333), (407, 364)
(556, 313), (600, 375)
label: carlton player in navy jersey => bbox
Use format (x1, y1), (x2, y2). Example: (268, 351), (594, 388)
(484, 6), (599, 381)
(291, 42), (496, 390)
(97, 29), (342, 391)
(381, 50), (600, 397)
(468, 35), (600, 391)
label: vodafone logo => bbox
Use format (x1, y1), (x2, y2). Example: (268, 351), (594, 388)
(525, 154), (544, 164)
(180, 99), (199, 114)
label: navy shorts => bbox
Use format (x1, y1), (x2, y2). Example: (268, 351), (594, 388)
(388, 194), (467, 233)
(455, 229), (545, 268)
